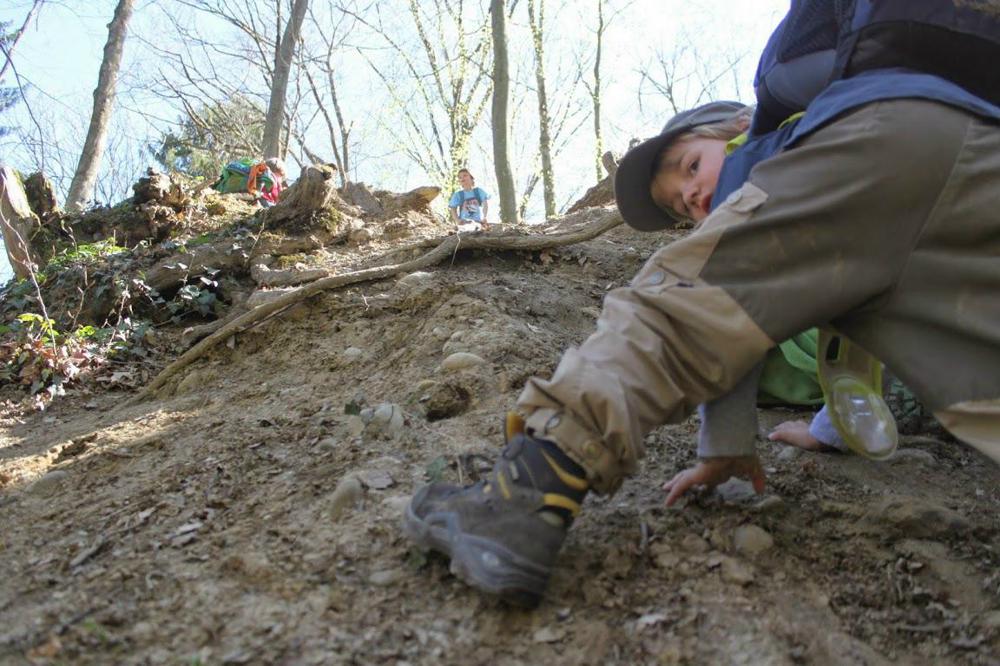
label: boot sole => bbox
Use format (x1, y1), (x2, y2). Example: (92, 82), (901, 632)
(403, 490), (548, 608)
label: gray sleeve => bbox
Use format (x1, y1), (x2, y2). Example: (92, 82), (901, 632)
(809, 405), (848, 451)
(697, 361), (764, 458)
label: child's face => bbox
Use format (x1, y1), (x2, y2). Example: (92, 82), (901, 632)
(649, 137), (728, 222)
(459, 171), (474, 188)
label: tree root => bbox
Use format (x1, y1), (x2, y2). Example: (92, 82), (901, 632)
(125, 207), (622, 405)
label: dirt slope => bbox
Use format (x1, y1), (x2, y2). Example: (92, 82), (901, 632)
(1, 216), (998, 665)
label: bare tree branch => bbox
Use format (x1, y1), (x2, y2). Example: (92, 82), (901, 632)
(0, 0), (45, 81)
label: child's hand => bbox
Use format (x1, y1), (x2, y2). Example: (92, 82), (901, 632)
(662, 455), (766, 506)
(768, 420), (825, 451)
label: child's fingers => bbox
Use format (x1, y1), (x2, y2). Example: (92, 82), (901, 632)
(661, 473), (680, 494)
(663, 469), (698, 506)
(664, 482), (688, 506)
(662, 468), (696, 492)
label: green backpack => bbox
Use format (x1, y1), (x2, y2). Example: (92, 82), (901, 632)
(212, 159), (275, 194)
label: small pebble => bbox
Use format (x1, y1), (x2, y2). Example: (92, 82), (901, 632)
(371, 403), (405, 433)
(777, 446), (803, 462)
(369, 569), (404, 586)
(439, 352), (486, 372)
(888, 448), (936, 466)
(328, 476), (363, 520)
(131, 621), (155, 642)
(382, 495), (410, 515)
(721, 557), (755, 586)
(359, 470), (395, 490)
(715, 478), (757, 503)
(532, 626), (566, 643)
(679, 534), (710, 554)
(733, 524), (774, 556)
(707, 527), (730, 551)
(398, 271), (433, 287)
(346, 416), (365, 437)
(349, 228), (374, 245)
(869, 496), (970, 538)
(651, 543), (680, 569)
(176, 370), (206, 395)
(753, 496), (786, 514)
(28, 470), (70, 497)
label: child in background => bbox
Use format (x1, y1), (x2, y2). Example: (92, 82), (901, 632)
(448, 168), (490, 232)
(255, 157), (287, 207)
(212, 157), (287, 207)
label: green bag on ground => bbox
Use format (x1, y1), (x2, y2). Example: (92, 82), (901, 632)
(757, 329), (824, 406)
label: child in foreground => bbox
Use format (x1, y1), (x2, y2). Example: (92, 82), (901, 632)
(403, 1), (1000, 607)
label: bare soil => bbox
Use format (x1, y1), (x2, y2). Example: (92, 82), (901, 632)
(2, 216), (998, 665)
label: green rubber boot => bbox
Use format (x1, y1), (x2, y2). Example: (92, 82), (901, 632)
(818, 330), (898, 460)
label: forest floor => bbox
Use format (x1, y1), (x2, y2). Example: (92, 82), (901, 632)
(1, 211), (998, 665)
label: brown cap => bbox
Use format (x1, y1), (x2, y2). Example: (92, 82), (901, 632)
(614, 101), (748, 231)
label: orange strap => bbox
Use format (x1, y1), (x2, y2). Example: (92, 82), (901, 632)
(247, 163), (267, 194)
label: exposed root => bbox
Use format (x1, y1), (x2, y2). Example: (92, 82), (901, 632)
(125, 208), (622, 405)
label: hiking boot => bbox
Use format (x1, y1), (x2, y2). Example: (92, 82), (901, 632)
(403, 414), (589, 607)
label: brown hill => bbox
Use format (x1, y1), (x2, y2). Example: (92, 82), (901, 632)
(1, 170), (998, 665)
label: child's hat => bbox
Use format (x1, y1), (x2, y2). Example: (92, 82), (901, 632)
(614, 101), (747, 231)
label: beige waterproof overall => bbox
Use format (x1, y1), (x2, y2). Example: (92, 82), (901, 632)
(517, 100), (1000, 493)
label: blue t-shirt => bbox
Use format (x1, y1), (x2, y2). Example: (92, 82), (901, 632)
(448, 187), (489, 222)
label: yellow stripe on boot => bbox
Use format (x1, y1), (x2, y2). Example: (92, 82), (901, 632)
(542, 493), (582, 517)
(541, 452), (589, 491)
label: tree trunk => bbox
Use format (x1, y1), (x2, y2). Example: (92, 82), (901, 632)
(262, 0), (310, 159)
(23, 172), (60, 219)
(490, 0), (518, 225)
(260, 163), (342, 229)
(64, 0), (134, 212)
(592, 0), (605, 184)
(528, 0), (556, 218)
(302, 63), (350, 187)
(330, 74), (351, 185)
(0, 166), (40, 280)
